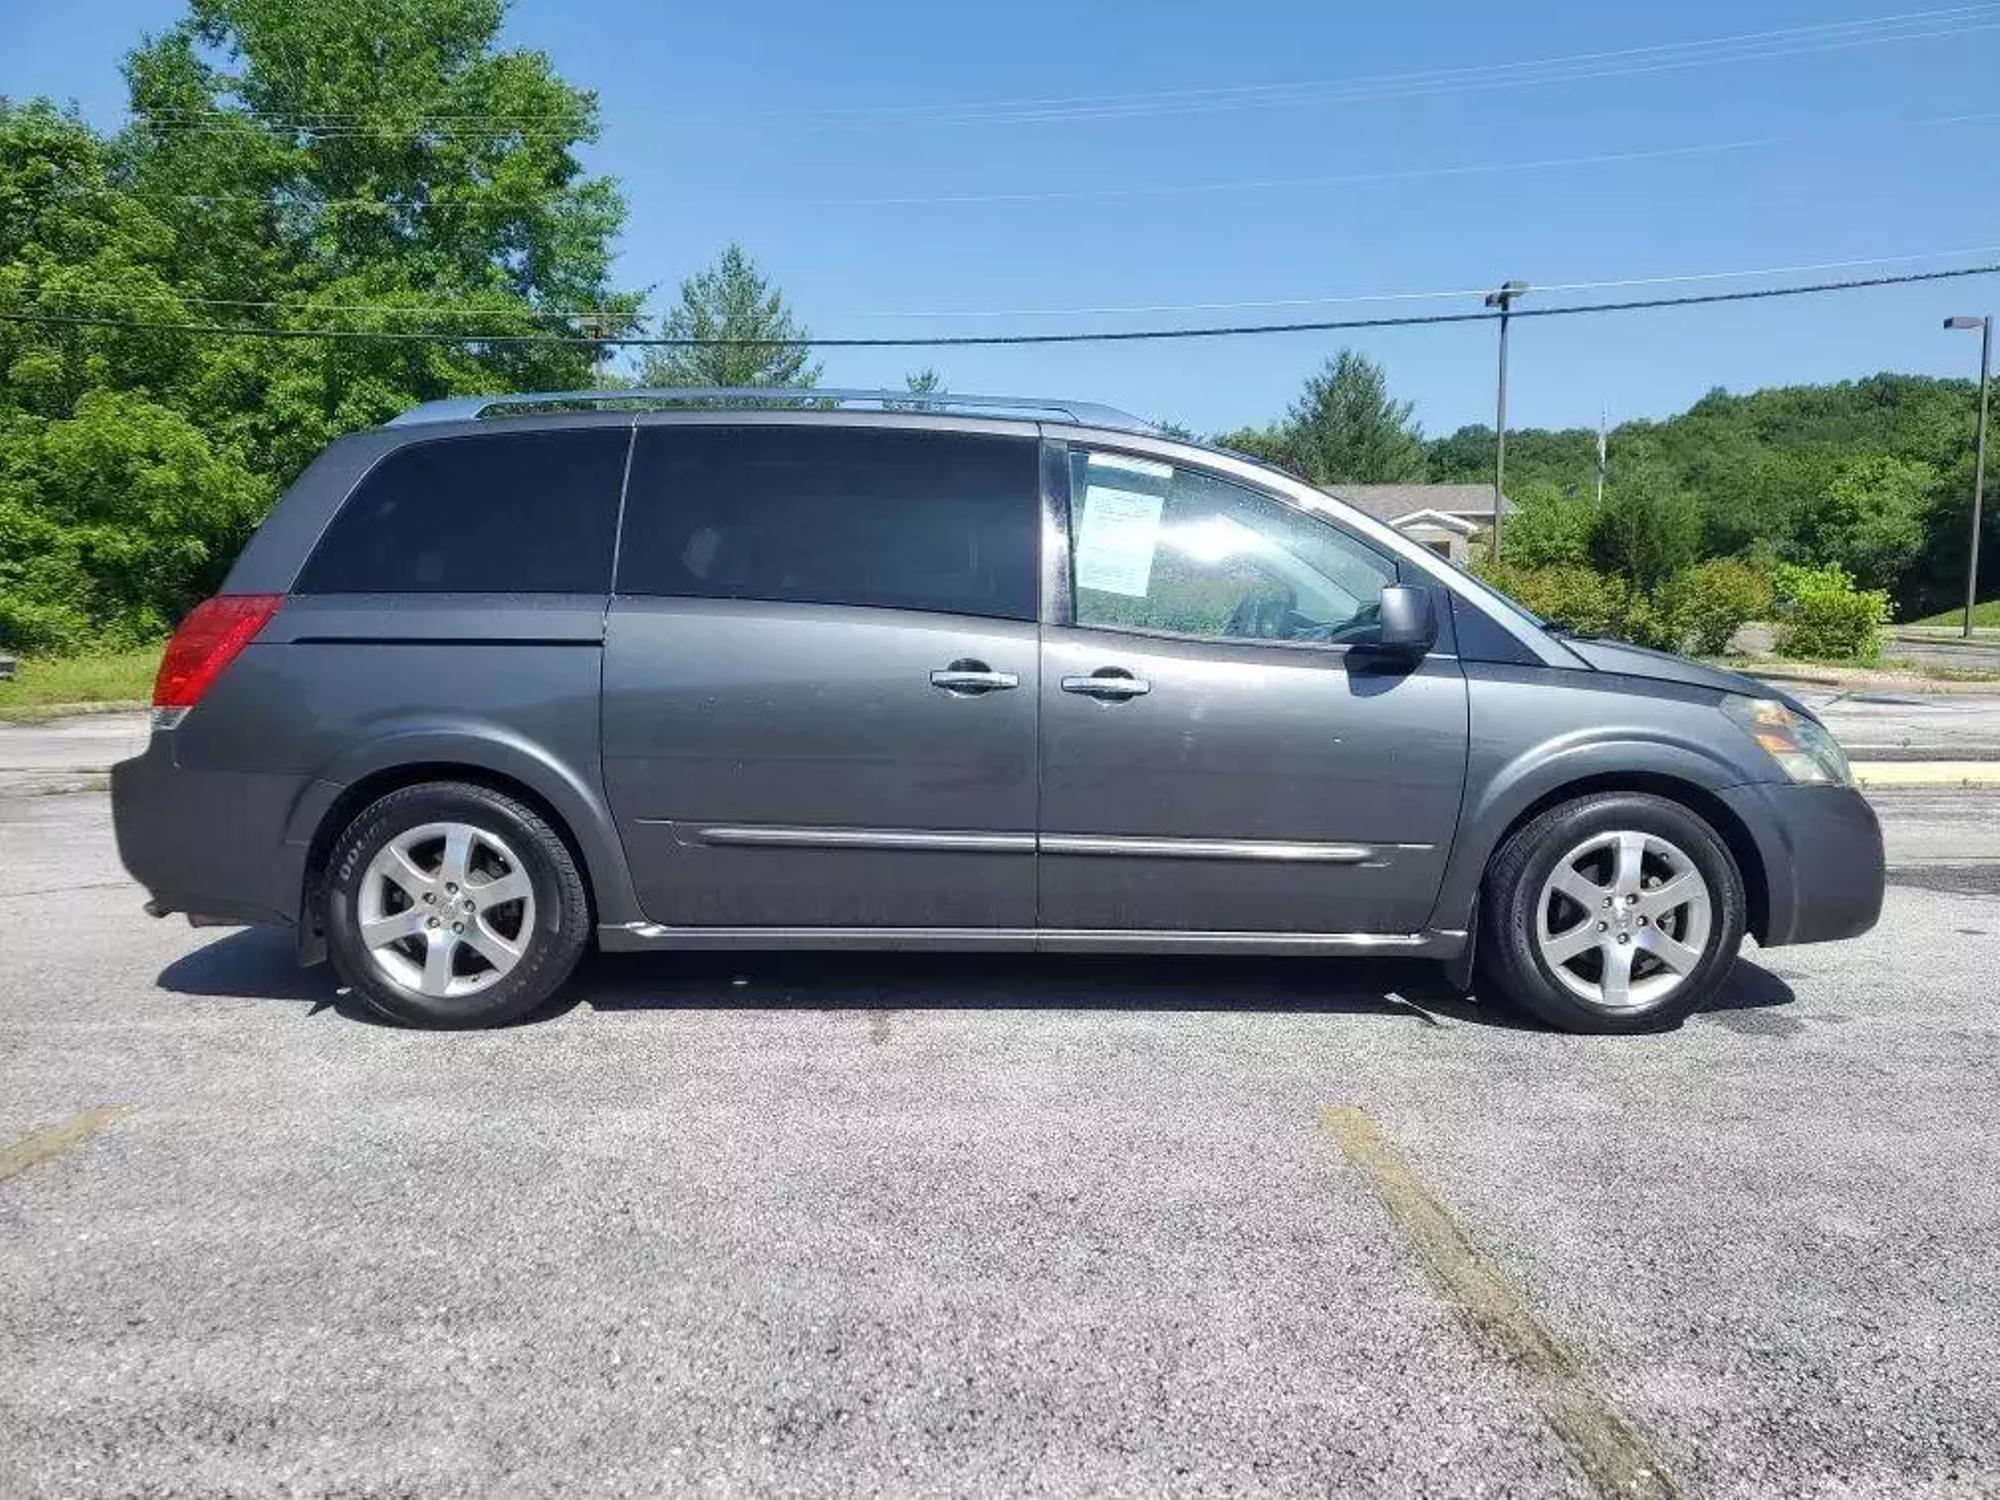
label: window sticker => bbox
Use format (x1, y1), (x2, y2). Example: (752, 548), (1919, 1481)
(1075, 484), (1166, 597)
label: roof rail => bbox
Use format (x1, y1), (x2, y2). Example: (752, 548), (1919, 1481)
(385, 386), (1158, 434)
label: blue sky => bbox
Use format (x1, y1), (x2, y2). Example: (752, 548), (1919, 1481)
(6, 0), (1999, 436)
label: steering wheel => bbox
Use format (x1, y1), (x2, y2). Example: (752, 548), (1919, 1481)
(1225, 585), (1300, 640)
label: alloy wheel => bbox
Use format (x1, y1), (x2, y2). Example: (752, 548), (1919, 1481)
(356, 821), (537, 999)
(1534, 829), (1714, 1013)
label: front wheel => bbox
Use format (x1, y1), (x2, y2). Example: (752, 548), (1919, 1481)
(324, 781), (590, 1028)
(1476, 792), (1746, 1033)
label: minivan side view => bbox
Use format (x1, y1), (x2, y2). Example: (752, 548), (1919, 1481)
(111, 388), (1886, 1033)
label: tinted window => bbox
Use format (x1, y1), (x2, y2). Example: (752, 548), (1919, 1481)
(617, 426), (1040, 622)
(1067, 449), (1398, 644)
(296, 428), (628, 594)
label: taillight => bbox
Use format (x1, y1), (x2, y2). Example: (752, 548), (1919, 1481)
(151, 594), (285, 727)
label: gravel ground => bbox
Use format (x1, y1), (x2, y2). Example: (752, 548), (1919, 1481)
(1, 784), (1997, 1498)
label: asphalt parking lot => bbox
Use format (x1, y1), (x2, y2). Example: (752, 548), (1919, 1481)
(3, 770), (1998, 1497)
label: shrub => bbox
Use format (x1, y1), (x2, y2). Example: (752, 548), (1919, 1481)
(1770, 562), (1890, 662)
(1665, 559), (1774, 656)
(1478, 561), (1632, 639)
(1503, 481), (1597, 568)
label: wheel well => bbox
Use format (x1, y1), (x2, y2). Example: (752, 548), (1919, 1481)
(300, 763), (598, 942)
(1487, 772), (1770, 943)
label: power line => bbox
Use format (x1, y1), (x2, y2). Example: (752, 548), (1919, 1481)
(109, 4), (2000, 134)
(12, 244), (2000, 326)
(859, 245), (2000, 320)
(4, 264), (1995, 348)
(805, 7), (2000, 127)
(820, 110), (2000, 207)
(803, 3), (2000, 122)
(107, 109), (2000, 218)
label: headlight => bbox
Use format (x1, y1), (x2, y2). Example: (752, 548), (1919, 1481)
(1722, 695), (1854, 786)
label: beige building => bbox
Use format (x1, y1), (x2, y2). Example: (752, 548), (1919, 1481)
(1317, 483), (1515, 566)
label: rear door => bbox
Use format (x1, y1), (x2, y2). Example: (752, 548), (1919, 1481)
(1037, 444), (1469, 936)
(602, 421), (1043, 930)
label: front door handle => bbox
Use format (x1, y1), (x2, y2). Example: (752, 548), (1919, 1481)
(931, 659), (1020, 695)
(1061, 671), (1152, 700)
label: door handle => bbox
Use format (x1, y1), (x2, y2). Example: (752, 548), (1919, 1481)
(931, 660), (1020, 694)
(1061, 671), (1151, 700)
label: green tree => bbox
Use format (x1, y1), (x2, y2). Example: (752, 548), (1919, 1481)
(1799, 455), (1936, 592)
(637, 244), (819, 389)
(1501, 480), (1596, 568)
(1, 1), (637, 653)
(118, 0), (637, 478)
(1589, 464), (1703, 591)
(1211, 423), (1293, 468)
(0, 102), (271, 650)
(1278, 349), (1426, 484)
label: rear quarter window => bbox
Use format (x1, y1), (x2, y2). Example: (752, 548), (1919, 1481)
(295, 428), (630, 594)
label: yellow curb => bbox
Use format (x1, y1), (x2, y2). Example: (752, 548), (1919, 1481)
(1851, 761), (2000, 788)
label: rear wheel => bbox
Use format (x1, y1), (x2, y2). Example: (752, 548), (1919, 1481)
(324, 782), (589, 1028)
(1476, 792), (1746, 1033)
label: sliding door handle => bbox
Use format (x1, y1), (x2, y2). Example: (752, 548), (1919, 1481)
(931, 660), (1020, 694)
(1061, 672), (1151, 700)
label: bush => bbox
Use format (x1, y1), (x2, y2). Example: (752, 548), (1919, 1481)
(1478, 561), (1632, 639)
(1664, 559), (1774, 656)
(1503, 481), (1597, 568)
(1770, 562), (1890, 662)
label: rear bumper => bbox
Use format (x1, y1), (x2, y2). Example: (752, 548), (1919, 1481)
(110, 734), (310, 927)
(1718, 782), (1885, 948)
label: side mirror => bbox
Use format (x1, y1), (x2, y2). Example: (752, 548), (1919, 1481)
(1374, 584), (1438, 656)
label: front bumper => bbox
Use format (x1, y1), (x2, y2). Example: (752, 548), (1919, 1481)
(1717, 781), (1885, 948)
(110, 732), (310, 928)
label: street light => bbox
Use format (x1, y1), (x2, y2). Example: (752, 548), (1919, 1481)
(1944, 315), (1991, 640)
(1485, 280), (1528, 560)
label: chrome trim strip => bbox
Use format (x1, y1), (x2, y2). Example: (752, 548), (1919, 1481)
(599, 922), (1449, 955)
(657, 823), (1418, 863)
(693, 825), (1035, 854)
(1040, 834), (1378, 863)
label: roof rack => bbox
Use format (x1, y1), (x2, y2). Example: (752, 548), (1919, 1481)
(385, 386), (1158, 435)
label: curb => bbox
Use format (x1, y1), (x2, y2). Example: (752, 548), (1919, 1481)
(1851, 761), (2000, 789)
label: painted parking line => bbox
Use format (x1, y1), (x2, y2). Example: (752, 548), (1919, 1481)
(1850, 761), (2000, 788)
(1321, 1104), (1677, 1500)
(0, 1106), (135, 1185)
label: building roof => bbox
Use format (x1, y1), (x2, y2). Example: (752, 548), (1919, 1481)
(1318, 482), (1516, 524)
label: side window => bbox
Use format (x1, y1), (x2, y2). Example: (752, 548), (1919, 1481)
(1066, 450), (1398, 645)
(296, 428), (628, 593)
(617, 426), (1040, 622)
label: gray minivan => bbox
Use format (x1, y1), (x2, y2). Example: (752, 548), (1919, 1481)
(111, 389), (1884, 1033)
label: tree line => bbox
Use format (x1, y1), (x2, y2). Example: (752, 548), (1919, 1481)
(1, 0), (1992, 656)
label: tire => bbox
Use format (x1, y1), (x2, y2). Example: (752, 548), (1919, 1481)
(323, 781), (589, 1028)
(1475, 791), (1746, 1034)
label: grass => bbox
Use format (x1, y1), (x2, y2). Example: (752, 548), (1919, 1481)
(0, 647), (162, 724)
(1909, 600), (2000, 628)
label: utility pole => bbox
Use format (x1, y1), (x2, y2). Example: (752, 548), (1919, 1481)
(1596, 404), (1608, 506)
(579, 310), (609, 388)
(1485, 280), (1528, 560)
(1945, 316), (1991, 639)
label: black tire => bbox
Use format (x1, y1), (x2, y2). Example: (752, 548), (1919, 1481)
(1475, 791), (1746, 1034)
(323, 781), (590, 1029)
